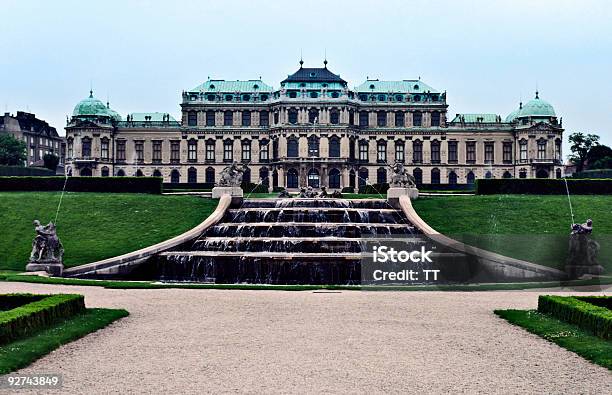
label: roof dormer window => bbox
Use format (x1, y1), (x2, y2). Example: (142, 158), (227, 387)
(309, 72), (316, 77)
(253, 84), (259, 90)
(369, 84), (375, 89)
(209, 84), (215, 89)
(413, 84), (419, 90)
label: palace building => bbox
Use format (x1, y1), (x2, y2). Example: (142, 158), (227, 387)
(65, 61), (564, 190)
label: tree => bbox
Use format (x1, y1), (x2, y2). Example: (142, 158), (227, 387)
(586, 144), (612, 168)
(0, 134), (27, 166)
(591, 156), (612, 170)
(568, 132), (599, 172)
(43, 153), (60, 171)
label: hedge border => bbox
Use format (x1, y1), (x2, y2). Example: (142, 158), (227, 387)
(476, 178), (612, 195)
(0, 294), (85, 345)
(537, 295), (612, 339)
(0, 176), (162, 194)
(0, 294), (46, 312)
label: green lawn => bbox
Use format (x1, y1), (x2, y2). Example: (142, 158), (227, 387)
(0, 308), (128, 374)
(495, 309), (612, 370)
(413, 195), (612, 271)
(0, 192), (219, 271)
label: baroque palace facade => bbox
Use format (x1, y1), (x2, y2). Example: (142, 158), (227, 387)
(65, 61), (564, 190)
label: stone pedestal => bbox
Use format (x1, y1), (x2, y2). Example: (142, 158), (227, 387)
(212, 186), (243, 205)
(565, 263), (604, 279)
(26, 261), (64, 276)
(387, 187), (419, 208)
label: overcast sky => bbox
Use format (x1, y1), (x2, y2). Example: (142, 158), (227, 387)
(1, 0), (611, 155)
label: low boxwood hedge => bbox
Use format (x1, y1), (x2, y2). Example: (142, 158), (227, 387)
(0, 176), (162, 194)
(477, 178), (612, 195)
(538, 295), (612, 339)
(0, 294), (46, 311)
(0, 294), (85, 345)
(0, 166), (55, 176)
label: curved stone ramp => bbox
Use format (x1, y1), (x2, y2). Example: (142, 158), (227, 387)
(63, 194), (232, 278)
(399, 195), (567, 281)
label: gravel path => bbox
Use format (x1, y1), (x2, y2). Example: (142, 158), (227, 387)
(3, 283), (611, 394)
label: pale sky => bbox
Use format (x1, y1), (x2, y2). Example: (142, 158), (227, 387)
(1, 0), (611, 156)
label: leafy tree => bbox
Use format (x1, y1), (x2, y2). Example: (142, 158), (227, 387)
(43, 153), (60, 171)
(586, 144), (612, 168)
(590, 156), (612, 170)
(0, 134), (27, 166)
(568, 132), (599, 172)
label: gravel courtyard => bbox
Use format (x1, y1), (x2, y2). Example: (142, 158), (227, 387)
(4, 283), (611, 394)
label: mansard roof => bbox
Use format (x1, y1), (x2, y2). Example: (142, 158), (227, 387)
(281, 67), (346, 85)
(190, 79), (273, 93)
(355, 79), (439, 94)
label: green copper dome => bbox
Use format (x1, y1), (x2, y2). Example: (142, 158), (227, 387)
(72, 91), (120, 120)
(518, 92), (556, 118)
(505, 107), (520, 122)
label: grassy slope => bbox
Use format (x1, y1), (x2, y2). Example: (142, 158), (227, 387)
(495, 309), (612, 370)
(0, 308), (128, 374)
(0, 192), (218, 271)
(413, 195), (612, 271)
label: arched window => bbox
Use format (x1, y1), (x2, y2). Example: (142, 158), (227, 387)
(307, 168), (319, 188)
(288, 109), (298, 124)
(431, 140), (441, 163)
(287, 168), (299, 188)
(205, 167), (215, 184)
(503, 171), (512, 179)
(359, 140), (369, 161)
(242, 167), (251, 184)
(448, 171), (457, 185)
(187, 111), (197, 126)
(223, 139), (233, 162)
(330, 109), (339, 125)
(466, 171), (476, 185)
(329, 168), (341, 189)
(188, 139), (197, 162)
(81, 137), (92, 158)
(395, 140), (405, 162)
(349, 169), (356, 188)
(556, 168), (562, 179)
(308, 136), (319, 157)
(241, 139), (251, 162)
(153, 169), (162, 178)
(116, 169), (125, 177)
(80, 167), (92, 177)
(413, 168), (423, 185)
(377, 140), (387, 163)
(358, 168), (369, 188)
(431, 111), (441, 127)
(101, 166), (110, 177)
(329, 136), (340, 158)
(536, 169), (549, 179)
(224, 110), (233, 126)
(519, 169), (527, 179)
(485, 171), (493, 179)
(188, 167), (197, 183)
(377, 167), (387, 184)
(308, 108), (319, 124)
(170, 169), (180, 183)
(135, 169), (144, 177)
(287, 137), (299, 158)
(259, 167), (269, 188)
(259, 139), (269, 161)
(431, 168), (440, 184)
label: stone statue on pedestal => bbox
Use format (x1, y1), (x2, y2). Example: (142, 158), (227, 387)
(565, 219), (604, 278)
(389, 162), (416, 188)
(26, 220), (64, 276)
(218, 162), (246, 187)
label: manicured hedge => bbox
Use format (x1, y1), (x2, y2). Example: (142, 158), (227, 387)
(575, 296), (612, 310)
(0, 294), (85, 345)
(359, 183), (389, 194)
(163, 182), (214, 190)
(538, 295), (612, 339)
(572, 169), (612, 179)
(341, 187), (355, 193)
(476, 179), (612, 195)
(0, 176), (163, 194)
(0, 294), (46, 311)
(0, 165), (55, 176)
(241, 182), (269, 194)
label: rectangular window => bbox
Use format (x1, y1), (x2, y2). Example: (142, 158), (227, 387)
(187, 111), (197, 126)
(520, 142), (528, 161)
(260, 111), (269, 126)
(431, 112), (440, 127)
(448, 141), (458, 163)
(503, 142), (512, 164)
(466, 142), (476, 163)
(116, 140), (126, 161)
(377, 112), (387, 127)
(206, 111), (215, 126)
(241, 140), (251, 161)
(555, 140), (561, 161)
(170, 141), (180, 163)
(377, 143), (386, 163)
(242, 111), (251, 127)
(484, 142), (494, 163)
(359, 143), (368, 161)
(135, 140), (144, 162)
(395, 112), (405, 127)
(188, 141), (197, 162)
(153, 141), (162, 163)
(224, 111), (233, 126)
(359, 111), (368, 127)
(224, 141), (233, 162)
(413, 142), (422, 163)
(431, 142), (440, 164)
(395, 143), (405, 162)
(260, 142), (269, 161)
(101, 140), (109, 160)
(538, 141), (547, 159)
(206, 141), (215, 162)
(413, 112), (422, 127)
(82, 139), (91, 158)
